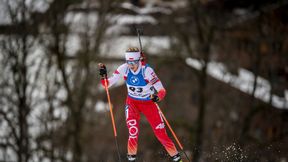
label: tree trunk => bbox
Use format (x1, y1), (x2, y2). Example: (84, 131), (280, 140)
(193, 44), (210, 162)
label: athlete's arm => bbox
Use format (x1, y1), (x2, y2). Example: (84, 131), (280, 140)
(101, 64), (127, 88)
(145, 67), (166, 101)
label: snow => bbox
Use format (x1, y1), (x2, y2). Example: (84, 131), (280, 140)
(94, 101), (109, 113)
(65, 12), (99, 34)
(0, 0), (51, 25)
(0, 2), (10, 25)
(26, 0), (51, 12)
(100, 36), (170, 58)
(120, 2), (172, 15)
(64, 8), (169, 56)
(0, 147), (16, 162)
(186, 58), (203, 70)
(111, 14), (158, 25)
(186, 58), (288, 109)
(65, 9), (159, 35)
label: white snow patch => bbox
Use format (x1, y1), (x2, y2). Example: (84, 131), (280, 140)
(100, 36), (171, 58)
(120, 2), (172, 15)
(95, 101), (109, 113)
(0, 0), (51, 25)
(65, 12), (99, 34)
(186, 58), (202, 70)
(111, 14), (157, 25)
(26, 0), (51, 13)
(66, 34), (81, 56)
(186, 57), (288, 109)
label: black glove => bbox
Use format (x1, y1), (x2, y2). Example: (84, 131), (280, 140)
(150, 94), (160, 102)
(98, 63), (107, 79)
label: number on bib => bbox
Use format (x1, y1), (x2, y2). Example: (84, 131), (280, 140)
(129, 86), (143, 93)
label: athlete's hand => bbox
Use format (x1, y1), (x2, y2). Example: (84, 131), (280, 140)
(98, 63), (107, 79)
(150, 94), (160, 102)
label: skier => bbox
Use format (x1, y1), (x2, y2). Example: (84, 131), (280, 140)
(98, 47), (182, 162)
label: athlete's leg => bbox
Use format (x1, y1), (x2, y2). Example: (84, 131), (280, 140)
(141, 102), (179, 157)
(125, 98), (140, 160)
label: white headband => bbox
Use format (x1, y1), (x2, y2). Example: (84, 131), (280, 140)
(125, 52), (141, 61)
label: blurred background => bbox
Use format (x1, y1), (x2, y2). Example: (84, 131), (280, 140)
(0, 0), (287, 162)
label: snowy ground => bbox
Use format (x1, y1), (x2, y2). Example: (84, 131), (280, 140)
(186, 58), (288, 109)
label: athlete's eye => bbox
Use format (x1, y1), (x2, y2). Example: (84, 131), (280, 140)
(126, 60), (139, 65)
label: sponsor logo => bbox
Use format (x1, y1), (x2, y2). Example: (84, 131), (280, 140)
(127, 119), (138, 138)
(130, 76), (140, 85)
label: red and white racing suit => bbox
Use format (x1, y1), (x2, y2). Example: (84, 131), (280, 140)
(102, 63), (178, 157)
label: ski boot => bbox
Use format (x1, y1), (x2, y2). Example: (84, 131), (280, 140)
(127, 154), (136, 162)
(171, 153), (183, 162)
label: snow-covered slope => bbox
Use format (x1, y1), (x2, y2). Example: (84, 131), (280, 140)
(186, 58), (288, 109)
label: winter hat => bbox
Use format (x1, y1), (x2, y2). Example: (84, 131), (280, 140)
(125, 47), (141, 61)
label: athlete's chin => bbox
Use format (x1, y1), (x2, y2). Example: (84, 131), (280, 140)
(129, 66), (138, 71)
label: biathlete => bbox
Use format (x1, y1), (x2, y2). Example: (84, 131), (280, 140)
(98, 47), (182, 162)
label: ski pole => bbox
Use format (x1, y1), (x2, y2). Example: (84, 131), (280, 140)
(101, 70), (122, 162)
(155, 103), (192, 162)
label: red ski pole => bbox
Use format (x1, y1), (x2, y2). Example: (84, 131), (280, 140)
(100, 63), (122, 162)
(155, 103), (192, 162)
(103, 78), (117, 137)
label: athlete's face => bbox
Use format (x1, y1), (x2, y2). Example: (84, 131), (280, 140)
(126, 60), (140, 72)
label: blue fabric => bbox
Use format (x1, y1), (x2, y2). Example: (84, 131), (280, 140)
(126, 65), (151, 100)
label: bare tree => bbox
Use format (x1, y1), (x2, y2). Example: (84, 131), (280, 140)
(0, 0), (44, 161)
(39, 0), (119, 161)
(169, 1), (216, 161)
(240, 10), (288, 143)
